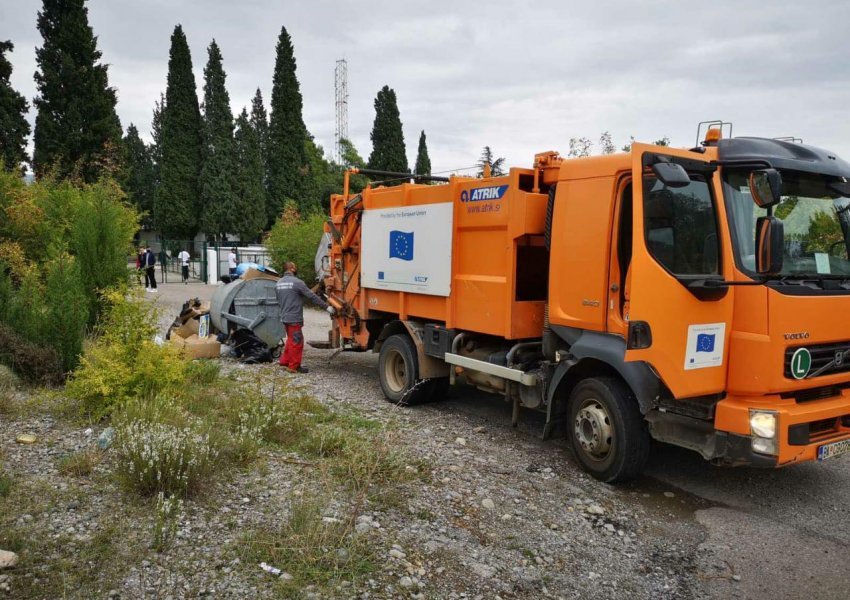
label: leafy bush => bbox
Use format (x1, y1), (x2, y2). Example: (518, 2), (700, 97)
(266, 203), (326, 281)
(0, 171), (138, 378)
(65, 292), (187, 419)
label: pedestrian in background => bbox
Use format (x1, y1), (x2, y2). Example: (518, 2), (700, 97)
(144, 245), (157, 292)
(275, 261), (335, 373)
(228, 248), (238, 279)
(135, 247), (145, 287)
(178, 248), (191, 284)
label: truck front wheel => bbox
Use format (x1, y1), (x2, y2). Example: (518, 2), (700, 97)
(378, 334), (433, 405)
(566, 377), (649, 483)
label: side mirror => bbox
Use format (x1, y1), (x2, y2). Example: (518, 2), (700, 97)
(651, 161), (691, 189)
(755, 216), (784, 274)
(749, 169), (782, 208)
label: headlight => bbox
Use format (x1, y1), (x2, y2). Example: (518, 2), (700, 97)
(750, 411), (777, 439)
(752, 437), (777, 455)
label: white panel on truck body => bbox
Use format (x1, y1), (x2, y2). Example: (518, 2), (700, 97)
(361, 202), (453, 296)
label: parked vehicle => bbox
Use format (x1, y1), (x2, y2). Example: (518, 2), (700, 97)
(321, 123), (850, 482)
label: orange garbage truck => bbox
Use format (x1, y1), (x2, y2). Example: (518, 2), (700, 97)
(321, 123), (850, 482)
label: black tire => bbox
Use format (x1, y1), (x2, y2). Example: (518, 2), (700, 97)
(378, 334), (432, 405)
(566, 377), (650, 483)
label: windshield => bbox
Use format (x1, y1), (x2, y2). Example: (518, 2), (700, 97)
(723, 169), (850, 277)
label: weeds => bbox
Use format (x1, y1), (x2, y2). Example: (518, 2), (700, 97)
(152, 492), (182, 551)
(58, 449), (103, 477)
(115, 420), (218, 497)
(0, 471), (11, 498)
(242, 490), (375, 595)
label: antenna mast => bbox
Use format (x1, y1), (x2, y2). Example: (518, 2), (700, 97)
(334, 59), (349, 165)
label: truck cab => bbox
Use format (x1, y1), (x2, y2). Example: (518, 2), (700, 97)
(324, 127), (850, 482)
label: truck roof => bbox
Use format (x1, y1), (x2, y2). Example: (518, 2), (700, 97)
(718, 137), (850, 178)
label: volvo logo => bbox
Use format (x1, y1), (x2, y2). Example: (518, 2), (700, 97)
(784, 332), (810, 341)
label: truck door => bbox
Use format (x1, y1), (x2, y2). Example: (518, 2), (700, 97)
(624, 143), (733, 399)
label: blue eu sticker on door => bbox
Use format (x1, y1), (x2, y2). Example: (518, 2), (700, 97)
(684, 323), (726, 370)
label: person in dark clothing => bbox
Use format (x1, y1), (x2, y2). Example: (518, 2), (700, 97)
(144, 246), (157, 292)
(274, 261), (334, 373)
(135, 247), (145, 287)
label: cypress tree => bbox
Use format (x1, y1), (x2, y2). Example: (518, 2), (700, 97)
(0, 40), (31, 173)
(155, 25), (203, 240)
(150, 92), (164, 184)
(250, 88), (269, 169)
(32, 0), (122, 181)
(249, 88), (270, 212)
(414, 130), (431, 177)
(233, 108), (266, 242)
(198, 40), (237, 241)
(122, 124), (156, 229)
(368, 85), (408, 184)
(267, 26), (309, 222)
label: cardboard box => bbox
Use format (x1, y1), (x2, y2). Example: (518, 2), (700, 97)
(169, 318), (221, 359)
(241, 267), (279, 282)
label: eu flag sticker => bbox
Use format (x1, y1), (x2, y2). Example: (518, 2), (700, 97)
(389, 230), (414, 261)
(696, 333), (715, 353)
(684, 323), (725, 370)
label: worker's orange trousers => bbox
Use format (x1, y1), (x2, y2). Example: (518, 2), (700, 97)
(280, 323), (304, 370)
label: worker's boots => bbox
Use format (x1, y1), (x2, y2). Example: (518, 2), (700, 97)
(287, 366), (310, 374)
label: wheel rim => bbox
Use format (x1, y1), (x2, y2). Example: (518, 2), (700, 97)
(574, 398), (613, 461)
(384, 349), (408, 393)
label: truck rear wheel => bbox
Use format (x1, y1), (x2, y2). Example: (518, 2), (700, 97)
(378, 334), (433, 405)
(566, 377), (649, 483)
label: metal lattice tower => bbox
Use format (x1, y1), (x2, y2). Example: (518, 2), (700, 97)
(334, 59), (349, 165)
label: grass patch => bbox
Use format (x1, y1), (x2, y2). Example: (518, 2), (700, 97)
(0, 472), (11, 498)
(58, 449), (103, 477)
(241, 490), (376, 596)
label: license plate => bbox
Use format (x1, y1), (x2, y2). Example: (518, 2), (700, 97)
(817, 438), (850, 461)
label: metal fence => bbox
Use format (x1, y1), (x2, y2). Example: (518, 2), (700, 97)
(129, 240), (273, 285)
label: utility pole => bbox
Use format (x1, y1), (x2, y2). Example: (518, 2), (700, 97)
(334, 59), (349, 166)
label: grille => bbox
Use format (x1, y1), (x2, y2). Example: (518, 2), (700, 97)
(785, 342), (850, 379)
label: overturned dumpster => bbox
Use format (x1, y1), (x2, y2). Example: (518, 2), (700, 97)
(209, 269), (283, 362)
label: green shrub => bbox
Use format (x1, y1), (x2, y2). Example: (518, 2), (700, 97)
(65, 292), (188, 419)
(266, 203), (326, 281)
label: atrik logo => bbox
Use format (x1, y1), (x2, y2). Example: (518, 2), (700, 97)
(695, 333), (716, 353)
(461, 185), (508, 203)
(389, 230), (414, 261)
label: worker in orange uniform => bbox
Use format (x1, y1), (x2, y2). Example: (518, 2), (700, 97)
(275, 262), (335, 373)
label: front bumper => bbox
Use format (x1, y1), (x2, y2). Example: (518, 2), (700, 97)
(715, 389), (850, 466)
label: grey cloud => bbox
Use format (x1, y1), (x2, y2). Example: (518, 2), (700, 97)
(4, 0), (850, 173)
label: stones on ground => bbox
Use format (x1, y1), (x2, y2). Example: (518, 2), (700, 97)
(279, 572), (294, 582)
(14, 434), (36, 444)
(732, 574), (741, 582)
(473, 426), (486, 433)
(586, 504), (605, 516)
(0, 550), (19, 570)
(455, 437), (467, 446)
(663, 491), (676, 498)
(399, 575), (415, 588)
(481, 498), (495, 510)
(389, 547), (406, 560)
(471, 562), (496, 578)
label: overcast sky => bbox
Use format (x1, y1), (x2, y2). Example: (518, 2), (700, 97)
(3, 0), (850, 174)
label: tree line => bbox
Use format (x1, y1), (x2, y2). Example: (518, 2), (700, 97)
(0, 0), (434, 243)
(0, 0), (670, 244)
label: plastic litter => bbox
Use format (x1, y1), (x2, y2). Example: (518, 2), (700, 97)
(97, 427), (114, 450)
(259, 562), (281, 576)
